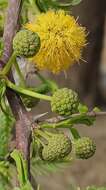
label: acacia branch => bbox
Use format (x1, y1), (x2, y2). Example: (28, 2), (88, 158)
(45, 111), (106, 124)
(38, 111), (106, 129)
(0, 0), (32, 181)
(2, 0), (22, 63)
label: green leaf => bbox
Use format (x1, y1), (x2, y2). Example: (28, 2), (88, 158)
(68, 114), (95, 126)
(69, 186), (106, 190)
(0, 79), (6, 100)
(0, 1), (7, 34)
(78, 103), (88, 114)
(36, 0), (82, 12)
(21, 181), (33, 190)
(0, 110), (14, 157)
(42, 113), (95, 129)
(85, 186), (106, 190)
(0, 0), (8, 8)
(0, 38), (4, 57)
(11, 150), (28, 187)
(35, 0), (64, 12)
(93, 107), (101, 113)
(14, 181), (33, 190)
(70, 0), (82, 6)
(0, 161), (11, 190)
(31, 158), (72, 176)
(45, 79), (58, 93)
(0, 161), (10, 181)
(70, 128), (80, 139)
(36, 0), (57, 12)
(0, 80), (10, 116)
(11, 149), (33, 190)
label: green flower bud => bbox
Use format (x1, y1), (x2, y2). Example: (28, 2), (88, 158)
(38, 132), (72, 161)
(74, 137), (96, 159)
(13, 30), (40, 57)
(51, 88), (79, 116)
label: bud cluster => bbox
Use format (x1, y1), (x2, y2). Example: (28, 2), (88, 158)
(74, 137), (96, 159)
(51, 88), (79, 116)
(35, 130), (72, 161)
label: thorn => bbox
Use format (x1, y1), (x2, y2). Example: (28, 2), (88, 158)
(32, 112), (48, 122)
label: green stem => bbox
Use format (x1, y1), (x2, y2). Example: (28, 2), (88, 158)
(1, 52), (16, 75)
(6, 79), (52, 101)
(41, 114), (95, 129)
(44, 130), (54, 137)
(14, 61), (52, 93)
(34, 1), (41, 15)
(70, 128), (81, 140)
(35, 129), (50, 141)
(21, 3), (29, 24)
(0, 97), (11, 117)
(35, 136), (45, 147)
(33, 83), (49, 94)
(14, 60), (26, 87)
(29, 0), (41, 14)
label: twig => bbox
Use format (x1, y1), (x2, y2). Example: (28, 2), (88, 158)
(37, 111), (106, 129)
(2, 0), (22, 63)
(45, 111), (106, 124)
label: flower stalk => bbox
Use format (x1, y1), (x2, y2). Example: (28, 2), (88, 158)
(6, 78), (52, 101)
(13, 60), (26, 87)
(1, 52), (16, 75)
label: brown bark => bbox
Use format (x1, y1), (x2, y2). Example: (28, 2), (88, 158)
(1, 0), (31, 182)
(2, 0), (22, 63)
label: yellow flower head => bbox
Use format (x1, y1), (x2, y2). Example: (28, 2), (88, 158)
(25, 10), (86, 73)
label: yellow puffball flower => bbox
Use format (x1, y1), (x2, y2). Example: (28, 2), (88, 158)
(25, 10), (86, 74)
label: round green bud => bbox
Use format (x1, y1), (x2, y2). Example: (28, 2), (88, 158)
(51, 88), (79, 116)
(41, 133), (72, 161)
(13, 30), (40, 57)
(74, 137), (96, 159)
